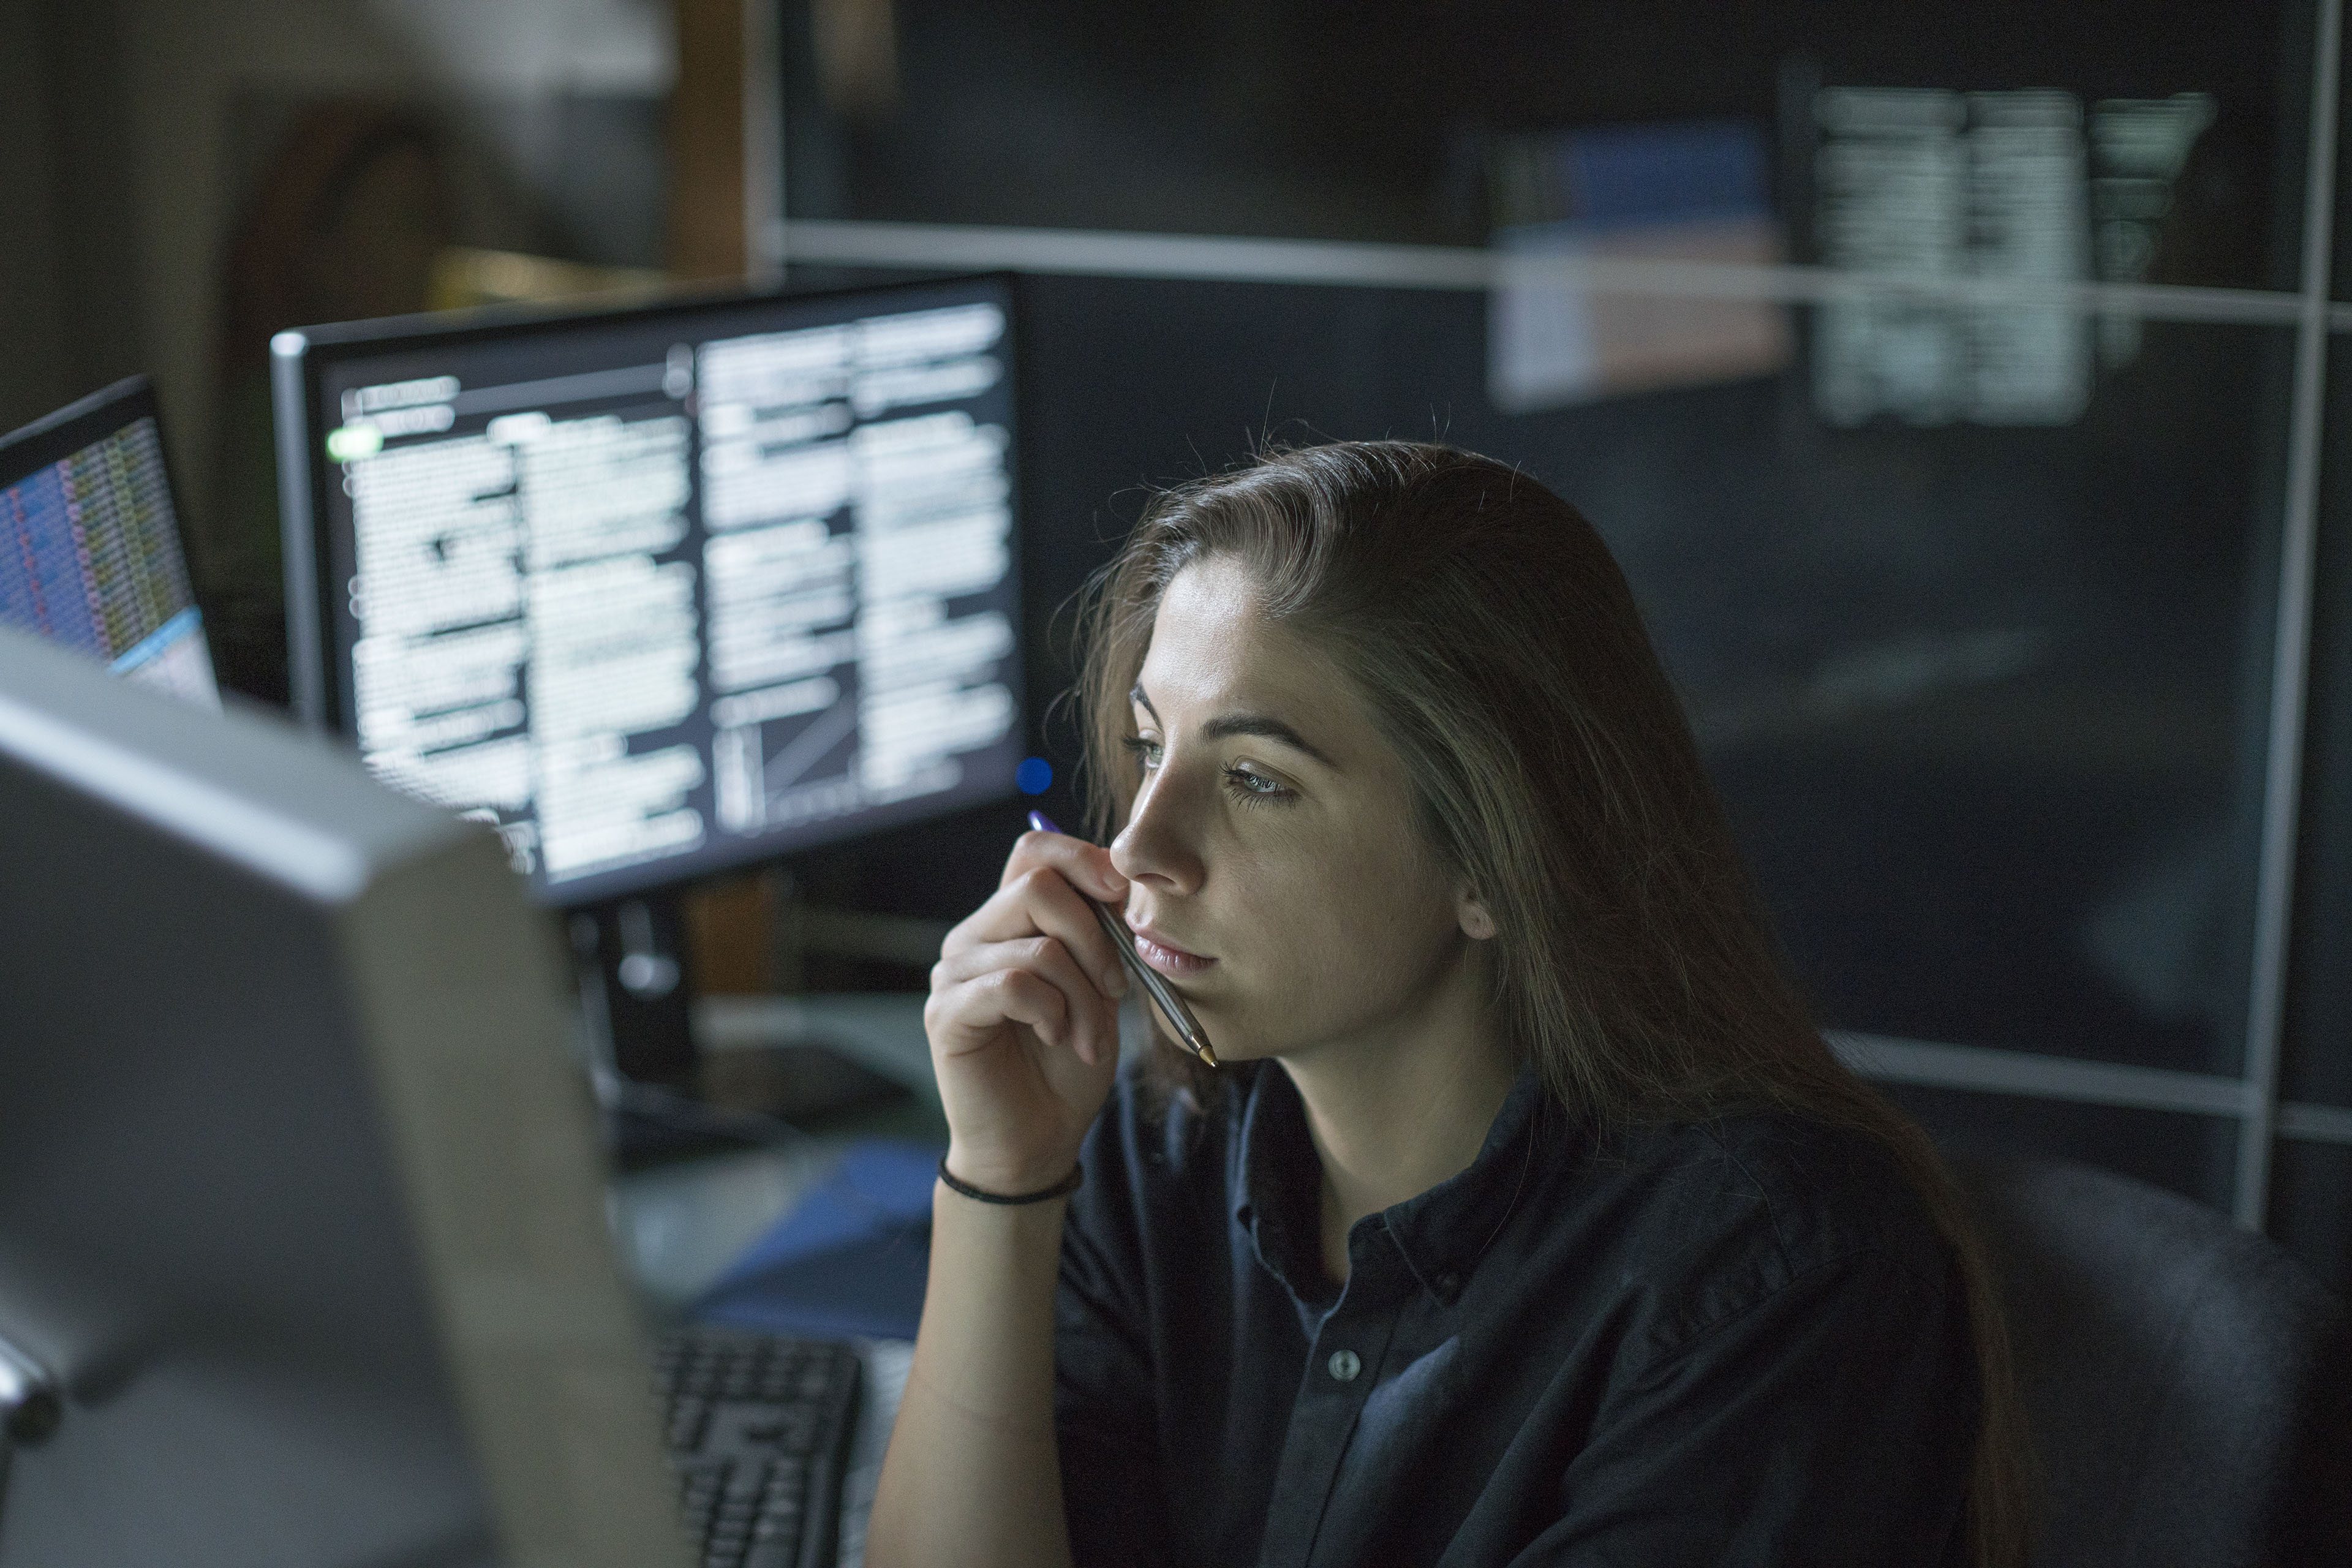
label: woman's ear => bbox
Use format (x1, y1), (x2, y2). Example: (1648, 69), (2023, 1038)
(1458, 888), (1497, 941)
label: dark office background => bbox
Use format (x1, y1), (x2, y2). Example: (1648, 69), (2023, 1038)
(1, 0), (2347, 1286)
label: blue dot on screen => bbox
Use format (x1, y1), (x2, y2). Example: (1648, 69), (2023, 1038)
(1016, 756), (1053, 795)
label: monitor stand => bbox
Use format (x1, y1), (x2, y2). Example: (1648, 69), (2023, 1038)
(568, 897), (795, 1166)
(570, 895), (696, 1086)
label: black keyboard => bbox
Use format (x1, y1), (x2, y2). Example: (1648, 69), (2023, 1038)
(654, 1326), (862, 1568)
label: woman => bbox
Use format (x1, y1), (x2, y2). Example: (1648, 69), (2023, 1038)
(869, 442), (2028, 1567)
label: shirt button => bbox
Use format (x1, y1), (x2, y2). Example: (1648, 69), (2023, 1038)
(1327, 1349), (1362, 1382)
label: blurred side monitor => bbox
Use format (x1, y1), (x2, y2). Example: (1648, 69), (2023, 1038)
(0, 625), (687, 1568)
(271, 275), (1021, 908)
(0, 377), (221, 711)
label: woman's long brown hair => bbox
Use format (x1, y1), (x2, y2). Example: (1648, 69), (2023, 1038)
(1072, 440), (2031, 1568)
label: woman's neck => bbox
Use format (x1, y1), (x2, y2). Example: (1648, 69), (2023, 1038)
(1277, 957), (1517, 1286)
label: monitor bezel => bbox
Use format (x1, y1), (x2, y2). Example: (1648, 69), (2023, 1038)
(0, 374), (182, 510)
(1, 373), (215, 703)
(271, 271), (1028, 907)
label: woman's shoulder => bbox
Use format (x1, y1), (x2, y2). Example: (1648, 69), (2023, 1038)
(1572, 1110), (1962, 1357)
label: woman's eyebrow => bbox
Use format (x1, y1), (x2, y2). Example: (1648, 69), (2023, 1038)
(1131, 684), (1337, 770)
(1202, 712), (1338, 769)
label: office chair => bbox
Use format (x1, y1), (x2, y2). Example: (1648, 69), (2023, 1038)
(1952, 1155), (2352, 1568)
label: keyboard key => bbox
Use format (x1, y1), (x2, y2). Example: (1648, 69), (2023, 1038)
(656, 1328), (858, 1568)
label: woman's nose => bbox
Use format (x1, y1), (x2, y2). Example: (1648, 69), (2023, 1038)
(1110, 764), (1204, 895)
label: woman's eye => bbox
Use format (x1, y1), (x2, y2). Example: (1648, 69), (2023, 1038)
(1223, 766), (1292, 802)
(1120, 736), (1163, 771)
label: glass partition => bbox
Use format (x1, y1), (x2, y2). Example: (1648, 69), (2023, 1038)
(761, 0), (2349, 1278)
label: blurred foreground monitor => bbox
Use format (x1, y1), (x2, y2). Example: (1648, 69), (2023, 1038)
(0, 624), (688, 1568)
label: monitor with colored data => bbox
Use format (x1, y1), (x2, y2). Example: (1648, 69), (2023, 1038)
(0, 377), (221, 710)
(272, 274), (1022, 907)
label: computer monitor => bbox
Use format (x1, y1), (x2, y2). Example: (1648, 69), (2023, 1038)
(0, 377), (221, 712)
(0, 622), (688, 1568)
(270, 274), (1022, 911)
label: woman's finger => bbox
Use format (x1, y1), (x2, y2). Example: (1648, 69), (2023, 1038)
(1000, 826), (1128, 905)
(930, 934), (1120, 1065)
(932, 965), (1069, 1054)
(943, 866), (1131, 1008)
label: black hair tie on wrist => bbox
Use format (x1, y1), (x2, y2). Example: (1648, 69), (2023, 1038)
(937, 1156), (1083, 1205)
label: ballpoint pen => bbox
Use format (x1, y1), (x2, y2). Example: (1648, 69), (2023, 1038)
(1028, 810), (1219, 1068)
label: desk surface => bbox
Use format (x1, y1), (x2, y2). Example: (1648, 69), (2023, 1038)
(609, 993), (936, 1568)
(611, 992), (939, 1305)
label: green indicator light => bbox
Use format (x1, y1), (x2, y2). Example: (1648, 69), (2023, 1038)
(326, 424), (383, 462)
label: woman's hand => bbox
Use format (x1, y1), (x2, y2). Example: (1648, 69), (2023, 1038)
(924, 827), (1131, 1194)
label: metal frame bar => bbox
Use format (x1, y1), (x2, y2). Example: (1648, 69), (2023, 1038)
(773, 218), (2352, 331)
(742, 0), (783, 285)
(1831, 1033), (2352, 1148)
(2279, 1101), (2352, 1144)
(2236, 0), (2343, 1228)
(1829, 1032), (2253, 1118)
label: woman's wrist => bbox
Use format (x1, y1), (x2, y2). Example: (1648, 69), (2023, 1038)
(941, 1144), (1081, 1201)
(938, 1156), (1081, 1205)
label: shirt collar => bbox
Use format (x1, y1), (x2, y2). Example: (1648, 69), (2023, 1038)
(1231, 1062), (1548, 1310)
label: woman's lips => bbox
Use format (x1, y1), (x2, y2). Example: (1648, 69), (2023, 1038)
(1129, 924), (1214, 979)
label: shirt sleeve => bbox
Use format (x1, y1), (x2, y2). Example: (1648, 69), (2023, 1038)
(1507, 1248), (1978, 1568)
(1053, 1101), (1178, 1568)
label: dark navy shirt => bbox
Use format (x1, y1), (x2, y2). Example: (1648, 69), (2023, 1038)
(1054, 1060), (1977, 1567)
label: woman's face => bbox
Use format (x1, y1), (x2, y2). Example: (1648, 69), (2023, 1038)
(1111, 557), (1488, 1066)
